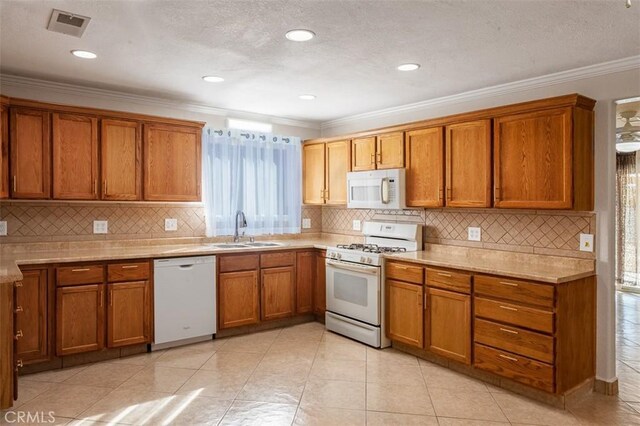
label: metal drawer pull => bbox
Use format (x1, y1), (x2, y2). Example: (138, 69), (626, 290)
(500, 327), (519, 335)
(499, 305), (518, 311)
(15, 330), (23, 340)
(437, 272), (452, 277)
(15, 306), (23, 313)
(499, 281), (519, 287)
(16, 359), (23, 369)
(499, 354), (518, 362)
(121, 265), (139, 269)
(71, 268), (91, 272)
(14, 282), (23, 288)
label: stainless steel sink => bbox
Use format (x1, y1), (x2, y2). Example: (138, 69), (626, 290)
(244, 242), (284, 247)
(209, 243), (248, 249)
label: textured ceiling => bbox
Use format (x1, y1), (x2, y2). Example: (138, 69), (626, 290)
(1, 0), (639, 122)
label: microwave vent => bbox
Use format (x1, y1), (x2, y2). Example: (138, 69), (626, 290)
(47, 9), (91, 37)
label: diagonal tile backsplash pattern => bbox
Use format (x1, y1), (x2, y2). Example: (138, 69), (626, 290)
(1, 202), (594, 258)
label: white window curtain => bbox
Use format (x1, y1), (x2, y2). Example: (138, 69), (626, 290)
(202, 128), (302, 237)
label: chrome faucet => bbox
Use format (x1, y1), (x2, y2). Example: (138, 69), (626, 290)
(233, 210), (247, 242)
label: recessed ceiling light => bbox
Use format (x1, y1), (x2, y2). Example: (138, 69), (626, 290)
(299, 94), (316, 100)
(202, 76), (224, 83)
(285, 29), (315, 42)
(397, 63), (420, 71)
(71, 50), (97, 59)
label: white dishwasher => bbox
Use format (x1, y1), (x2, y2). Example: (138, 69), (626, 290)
(152, 256), (216, 350)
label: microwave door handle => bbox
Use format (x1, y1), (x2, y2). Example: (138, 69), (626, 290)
(380, 178), (390, 204)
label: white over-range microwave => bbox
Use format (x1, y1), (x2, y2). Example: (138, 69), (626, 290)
(347, 168), (406, 210)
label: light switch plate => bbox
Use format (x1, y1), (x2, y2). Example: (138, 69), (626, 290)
(0, 221), (6, 236)
(580, 233), (594, 252)
(165, 218), (178, 231)
(353, 220), (362, 231)
(93, 220), (108, 234)
(302, 218), (311, 229)
(468, 227), (481, 241)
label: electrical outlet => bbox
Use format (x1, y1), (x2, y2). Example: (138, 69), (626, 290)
(468, 227), (481, 241)
(580, 233), (594, 252)
(0, 221), (7, 236)
(165, 218), (178, 231)
(302, 218), (311, 229)
(353, 220), (362, 231)
(93, 220), (108, 234)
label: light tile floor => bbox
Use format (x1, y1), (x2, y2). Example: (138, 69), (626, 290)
(3, 300), (640, 425)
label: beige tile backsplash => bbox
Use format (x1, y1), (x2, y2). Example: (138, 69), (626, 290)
(1, 202), (594, 258)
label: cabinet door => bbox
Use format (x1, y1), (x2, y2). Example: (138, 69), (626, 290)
(56, 284), (105, 356)
(376, 132), (404, 169)
(314, 252), (326, 315)
(325, 140), (350, 204)
(101, 119), (141, 200)
(219, 270), (260, 329)
(296, 252), (315, 314)
(107, 281), (150, 347)
(52, 113), (99, 200)
(351, 137), (376, 171)
(262, 266), (295, 321)
(405, 128), (444, 207)
(494, 107), (573, 209)
(0, 104), (8, 199)
(9, 108), (51, 199)
(387, 280), (423, 347)
(144, 124), (201, 201)
(15, 269), (49, 364)
(302, 143), (326, 205)
(427, 287), (471, 364)
(446, 120), (492, 207)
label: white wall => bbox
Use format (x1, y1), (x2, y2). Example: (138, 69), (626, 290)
(0, 75), (321, 140)
(322, 67), (640, 384)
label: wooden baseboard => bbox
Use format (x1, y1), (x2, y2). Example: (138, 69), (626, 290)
(594, 378), (619, 396)
(215, 314), (315, 338)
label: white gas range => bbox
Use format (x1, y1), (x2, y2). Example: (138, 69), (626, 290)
(325, 221), (422, 348)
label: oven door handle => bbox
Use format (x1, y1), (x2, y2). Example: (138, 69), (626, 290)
(326, 260), (380, 275)
(380, 177), (390, 204)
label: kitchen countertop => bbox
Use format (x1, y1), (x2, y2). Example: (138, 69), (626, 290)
(387, 245), (595, 284)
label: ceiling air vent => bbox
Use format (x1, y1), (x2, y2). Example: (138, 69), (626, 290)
(47, 9), (91, 38)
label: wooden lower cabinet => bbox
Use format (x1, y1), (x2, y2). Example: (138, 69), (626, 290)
(15, 269), (49, 364)
(426, 287), (471, 364)
(261, 266), (295, 321)
(56, 284), (105, 356)
(107, 281), (150, 347)
(219, 270), (260, 329)
(387, 280), (424, 348)
(314, 251), (326, 316)
(296, 252), (315, 314)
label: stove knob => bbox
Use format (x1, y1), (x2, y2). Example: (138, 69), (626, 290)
(360, 256), (365, 263)
(367, 258), (373, 264)
(336, 253), (342, 260)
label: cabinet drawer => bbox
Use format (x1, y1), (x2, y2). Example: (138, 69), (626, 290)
(475, 275), (554, 308)
(56, 265), (104, 286)
(261, 251), (295, 268)
(474, 318), (554, 363)
(219, 254), (260, 272)
(386, 261), (423, 285)
(108, 262), (150, 282)
(426, 268), (471, 294)
(475, 297), (554, 334)
(474, 343), (554, 393)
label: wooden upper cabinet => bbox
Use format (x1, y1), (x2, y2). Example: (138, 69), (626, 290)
(0, 102), (8, 199)
(326, 140), (350, 204)
(387, 279), (424, 348)
(52, 113), (99, 200)
(446, 120), (492, 207)
(302, 143), (326, 205)
(494, 107), (573, 209)
(405, 127), (445, 207)
(427, 287), (471, 364)
(15, 269), (49, 364)
(351, 136), (376, 171)
(9, 108), (51, 199)
(261, 266), (296, 321)
(101, 119), (141, 200)
(144, 124), (201, 201)
(376, 132), (404, 169)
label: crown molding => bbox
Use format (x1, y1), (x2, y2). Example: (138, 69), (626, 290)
(0, 74), (321, 130)
(321, 55), (640, 131)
